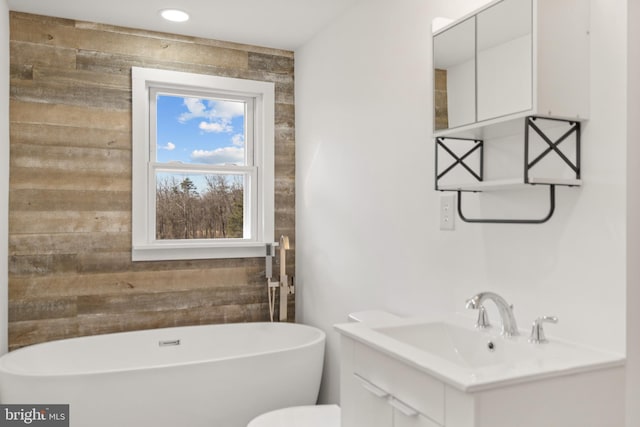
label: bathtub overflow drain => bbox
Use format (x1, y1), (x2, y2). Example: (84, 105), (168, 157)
(487, 341), (496, 352)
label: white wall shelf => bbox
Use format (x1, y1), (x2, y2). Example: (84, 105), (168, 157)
(435, 115), (581, 224)
(437, 177), (582, 192)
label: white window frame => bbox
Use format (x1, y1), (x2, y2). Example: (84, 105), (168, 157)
(131, 67), (275, 261)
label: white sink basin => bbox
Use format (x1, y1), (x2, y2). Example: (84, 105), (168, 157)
(374, 321), (531, 370)
(335, 315), (624, 391)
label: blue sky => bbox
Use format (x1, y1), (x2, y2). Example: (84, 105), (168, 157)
(156, 94), (246, 165)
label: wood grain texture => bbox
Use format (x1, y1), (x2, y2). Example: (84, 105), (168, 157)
(434, 68), (449, 130)
(8, 11), (296, 351)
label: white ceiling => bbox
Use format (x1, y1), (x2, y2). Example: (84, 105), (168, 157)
(7, 0), (359, 51)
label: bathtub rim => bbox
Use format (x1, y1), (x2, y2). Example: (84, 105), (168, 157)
(0, 321), (326, 378)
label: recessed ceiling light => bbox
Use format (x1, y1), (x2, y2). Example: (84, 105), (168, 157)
(160, 9), (190, 23)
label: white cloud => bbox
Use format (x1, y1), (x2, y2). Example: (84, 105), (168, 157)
(210, 100), (245, 120)
(178, 97), (245, 133)
(191, 147), (245, 165)
(178, 98), (207, 123)
(158, 142), (176, 151)
(231, 134), (245, 147)
(199, 120), (233, 133)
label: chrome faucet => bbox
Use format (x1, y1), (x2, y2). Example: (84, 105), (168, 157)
(528, 316), (558, 344)
(465, 292), (519, 337)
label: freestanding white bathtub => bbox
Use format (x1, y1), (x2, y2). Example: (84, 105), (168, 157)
(0, 322), (326, 427)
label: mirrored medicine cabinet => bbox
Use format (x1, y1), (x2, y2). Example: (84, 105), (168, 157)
(434, 0), (533, 132)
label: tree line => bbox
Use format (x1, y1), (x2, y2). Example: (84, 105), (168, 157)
(156, 176), (244, 240)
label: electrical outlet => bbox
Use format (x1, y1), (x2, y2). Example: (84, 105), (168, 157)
(440, 193), (456, 230)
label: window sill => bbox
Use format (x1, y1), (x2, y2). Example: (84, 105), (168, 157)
(132, 241), (267, 261)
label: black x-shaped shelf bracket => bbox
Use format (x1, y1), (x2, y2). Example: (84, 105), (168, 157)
(525, 116), (581, 183)
(435, 137), (484, 190)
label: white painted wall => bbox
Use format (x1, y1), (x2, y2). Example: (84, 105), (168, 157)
(0, 0), (9, 355)
(626, 0), (640, 424)
(295, 0), (629, 408)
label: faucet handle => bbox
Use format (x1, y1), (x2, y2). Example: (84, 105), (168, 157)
(475, 305), (491, 329)
(528, 316), (558, 344)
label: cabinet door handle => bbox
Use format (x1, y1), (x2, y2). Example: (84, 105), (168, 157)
(389, 397), (419, 417)
(354, 373), (389, 398)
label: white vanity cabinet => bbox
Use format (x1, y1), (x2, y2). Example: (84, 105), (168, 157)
(339, 334), (625, 427)
(341, 337), (443, 427)
(348, 375), (439, 427)
(434, 0), (590, 136)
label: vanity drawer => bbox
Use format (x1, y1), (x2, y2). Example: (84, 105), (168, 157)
(353, 342), (445, 425)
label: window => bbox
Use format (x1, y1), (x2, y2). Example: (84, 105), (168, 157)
(131, 67), (275, 261)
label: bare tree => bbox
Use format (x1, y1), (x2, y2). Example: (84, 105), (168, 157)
(156, 175), (244, 240)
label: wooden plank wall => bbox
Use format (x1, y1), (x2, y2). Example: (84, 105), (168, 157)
(8, 12), (296, 351)
(434, 69), (448, 130)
